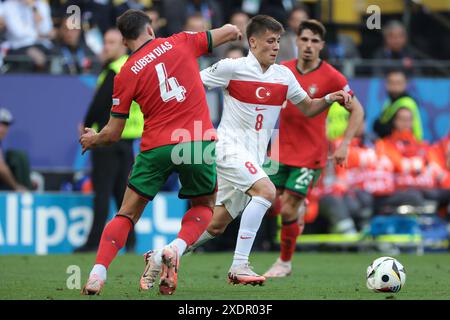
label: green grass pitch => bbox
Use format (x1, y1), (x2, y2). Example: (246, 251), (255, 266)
(1, 252), (450, 300)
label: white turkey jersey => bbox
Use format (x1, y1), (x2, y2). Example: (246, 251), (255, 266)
(201, 51), (308, 165)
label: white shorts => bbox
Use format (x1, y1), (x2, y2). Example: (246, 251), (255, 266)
(215, 152), (268, 219)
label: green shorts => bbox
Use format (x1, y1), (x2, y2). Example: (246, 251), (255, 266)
(263, 159), (322, 197)
(128, 141), (216, 200)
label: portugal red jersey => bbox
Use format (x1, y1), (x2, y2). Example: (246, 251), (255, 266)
(111, 31), (216, 151)
(272, 59), (353, 168)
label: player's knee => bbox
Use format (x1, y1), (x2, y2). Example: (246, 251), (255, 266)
(257, 183), (277, 204)
(281, 195), (304, 219)
(281, 207), (298, 221)
(276, 189), (283, 198)
(191, 194), (216, 210)
(208, 224), (226, 237)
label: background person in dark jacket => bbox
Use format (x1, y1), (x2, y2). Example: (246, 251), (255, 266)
(50, 16), (99, 74)
(373, 69), (423, 141)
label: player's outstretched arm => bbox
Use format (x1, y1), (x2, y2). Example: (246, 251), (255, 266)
(333, 97), (364, 166)
(79, 116), (126, 154)
(209, 24), (242, 48)
(331, 96), (365, 166)
(295, 90), (352, 118)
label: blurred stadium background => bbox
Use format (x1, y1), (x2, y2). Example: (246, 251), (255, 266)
(0, 0), (449, 264)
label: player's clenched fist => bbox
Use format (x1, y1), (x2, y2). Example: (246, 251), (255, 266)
(326, 90), (352, 108)
(223, 24), (243, 41)
(79, 127), (97, 155)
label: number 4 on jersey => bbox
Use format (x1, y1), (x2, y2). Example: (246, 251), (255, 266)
(156, 62), (186, 102)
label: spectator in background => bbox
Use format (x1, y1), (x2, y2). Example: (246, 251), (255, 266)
(144, 5), (167, 38)
(224, 44), (246, 59)
(374, 108), (434, 214)
(277, 5), (309, 63)
(0, 4), (5, 62)
(0, 3), (5, 34)
(185, 12), (208, 32)
(162, 0), (224, 35)
(324, 24), (361, 63)
(301, 164), (358, 234)
(184, 13), (216, 68)
(214, 10), (249, 59)
(65, 0), (115, 35)
(373, 69), (423, 141)
(50, 16), (98, 74)
(114, 0), (146, 19)
(75, 28), (144, 253)
(51, 1), (115, 56)
(372, 20), (419, 76)
(332, 120), (391, 229)
(258, 0), (295, 26)
(228, 10), (249, 50)
(0, 108), (31, 191)
(428, 133), (450, 218)
(1, 0), (53, 72)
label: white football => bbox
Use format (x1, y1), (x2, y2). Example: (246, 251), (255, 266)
(366, 256), (406, 293)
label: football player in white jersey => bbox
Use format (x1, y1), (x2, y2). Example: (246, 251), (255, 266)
(188, 15), (352, 285)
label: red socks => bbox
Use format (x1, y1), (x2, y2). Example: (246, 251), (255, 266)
(177, 205), (213, 246)
(95, 215), (133, 268)
(280, 219), (302, 262)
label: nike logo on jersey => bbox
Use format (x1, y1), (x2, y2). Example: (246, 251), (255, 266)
(255, 107), (267, 111)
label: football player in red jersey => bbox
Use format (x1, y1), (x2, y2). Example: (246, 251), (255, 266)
(79, 9), (242, 295)
(263, 20), (364, 277)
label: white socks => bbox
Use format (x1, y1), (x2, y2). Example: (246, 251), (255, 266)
(90, 264), (107, 281)
(169, 238), (187, 256)
(277, 257), (292, 267)
(188, 230), (216, 253)
(232, 196), (272, 267)
(153, 238), (188, 265)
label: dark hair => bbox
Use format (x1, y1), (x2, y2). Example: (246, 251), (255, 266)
(117, 9), (152, 40)
(297, 19), (326, 39)
(246, 15), (284, 42)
